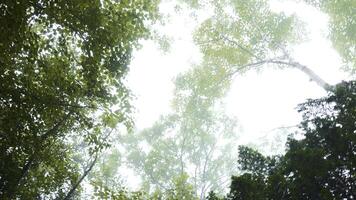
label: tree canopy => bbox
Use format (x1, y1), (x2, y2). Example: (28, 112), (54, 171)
(0, 0), (354, 199)
(0, 0), (159, 198)
(95, 0), (355, 199)
(179, 0), (355, 90)
(122, 64), (239, 198)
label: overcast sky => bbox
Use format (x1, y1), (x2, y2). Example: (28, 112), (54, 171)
(121, 0), (352, 189)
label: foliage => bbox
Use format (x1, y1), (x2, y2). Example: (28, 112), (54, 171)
(2, 0), (354, 199)
(165, 173), (199, 200)
(178, 0), (355, 90)
(122, 0), (354, 199)
(91, 173), (198, 200)
(237, 146), (279, 177)
(209, 81), (356, 199)
(228, 174), (266, 200)
(206, 191), (223, 200)
(170, 2), (355, 199)
(187, 0), (304, 73)
(303, 0), (356, 71)
(123, 62), (239, 199)
(92, 182), (147, 200)
(88, 149), (123, 197)
(0, 0), (159, 198)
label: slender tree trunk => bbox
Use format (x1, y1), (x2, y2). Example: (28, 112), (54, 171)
(63, 154), (98, 200)
(229, 59), (333, 92)
(269, 60), (333, 91)
(221, 36), (333, 92)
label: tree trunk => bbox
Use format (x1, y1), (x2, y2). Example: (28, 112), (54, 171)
(229, 59), (333, 92)
(270, 60), (333, 91)
(63, 154), (98, 200)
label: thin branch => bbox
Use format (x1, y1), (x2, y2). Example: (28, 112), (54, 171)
(199, 142), (217, 200)
(148, 173), (169, 191)
(265, 124), (299, 133)
(220, 35), (259, 60)
(227, 59), (274, 77)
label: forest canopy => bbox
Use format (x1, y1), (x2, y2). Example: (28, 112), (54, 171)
(0, 0), (159, 199)
(0, 0), (355, 199)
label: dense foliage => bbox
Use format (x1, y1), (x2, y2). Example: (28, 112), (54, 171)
(0, 0), (159, 199)
(208, 81), (356, 200)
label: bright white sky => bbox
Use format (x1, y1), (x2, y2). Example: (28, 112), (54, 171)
(122, 0), (352, 189)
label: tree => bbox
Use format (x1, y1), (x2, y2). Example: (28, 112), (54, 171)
(123, 63), (239, 199)
(165, 173), (199, 200)
(171, 1), (355, 197)
(206, 191), (223, 200)
(178, 0), (356, 94)
(281, 80), (356, 199)
(210, 80), (356, 199)
(188, 0), (328, 87)
(0, 0), (159, 198)
(90, 173), (198, 200)
(122, 1), (354, 198)
(228, 174), (266, 200)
